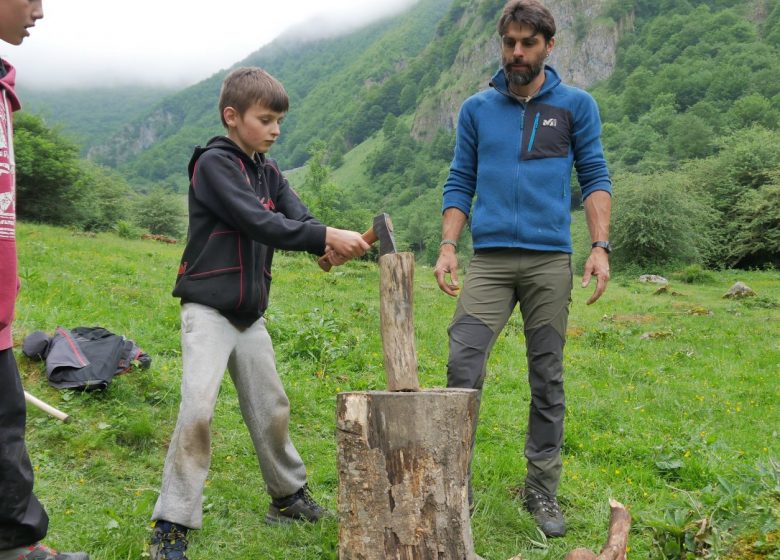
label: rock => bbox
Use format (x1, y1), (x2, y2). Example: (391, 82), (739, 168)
(653, 285), (683, 296)
(639, 274), (668, 284)
(640, 330), (673, 340)
(723, 282), (756, 299)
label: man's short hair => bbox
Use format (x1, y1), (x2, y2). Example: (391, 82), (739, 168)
(497, 0), (556, 42)
(218, 67), (289, 127)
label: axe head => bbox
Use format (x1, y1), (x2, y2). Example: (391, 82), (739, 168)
(373, 213), (397, 256)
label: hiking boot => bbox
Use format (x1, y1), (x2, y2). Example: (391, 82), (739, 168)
(519, 487), (567, 537)
(1, 543), (89, 560)
(265, 484), (331, 524)
(149, 521), (189, 560)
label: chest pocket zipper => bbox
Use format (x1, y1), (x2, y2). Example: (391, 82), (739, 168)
(527, 112), (541, 153)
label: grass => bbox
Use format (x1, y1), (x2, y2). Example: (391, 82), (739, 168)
(13, 222), (780, 559)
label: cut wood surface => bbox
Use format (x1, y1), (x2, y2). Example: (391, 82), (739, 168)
(337, 389), (479, 559)
(379, 252), (419, 391)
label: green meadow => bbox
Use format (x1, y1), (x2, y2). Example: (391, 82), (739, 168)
(13, 222), (780, 559)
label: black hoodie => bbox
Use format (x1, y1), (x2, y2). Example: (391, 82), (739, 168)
(172, 136), (327, 327)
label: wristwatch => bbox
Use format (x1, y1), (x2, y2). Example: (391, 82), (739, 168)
(591, 241), (611, 253)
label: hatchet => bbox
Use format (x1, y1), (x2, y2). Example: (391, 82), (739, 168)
(318, 213), (397, 271)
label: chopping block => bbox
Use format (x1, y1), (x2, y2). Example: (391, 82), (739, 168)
(337, 250), (479, 559)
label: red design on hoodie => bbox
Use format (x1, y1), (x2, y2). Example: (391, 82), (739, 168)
(0, 59), (21, 351)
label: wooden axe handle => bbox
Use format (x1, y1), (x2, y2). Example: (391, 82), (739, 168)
(24, 390), (71, 423)
(318, 227), (378, 272)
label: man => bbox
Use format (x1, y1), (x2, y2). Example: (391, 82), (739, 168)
(0, 1), (89, 559)
(433, 0), (612, 538)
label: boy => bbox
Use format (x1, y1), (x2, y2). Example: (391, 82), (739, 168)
(0, 1), (90, 559)
(149, 67), (369, 560)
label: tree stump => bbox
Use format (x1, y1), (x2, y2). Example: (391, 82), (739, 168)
(337, 388), (479, 559)
(379, 252), (419, 392)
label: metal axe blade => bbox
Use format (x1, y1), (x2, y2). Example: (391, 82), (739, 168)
(373, 213), (397, 256)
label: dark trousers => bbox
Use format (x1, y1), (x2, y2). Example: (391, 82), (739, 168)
(0, 348), (48, 549)
(446, 250), (572, 497)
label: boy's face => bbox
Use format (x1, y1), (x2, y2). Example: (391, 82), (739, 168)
(0, 0), (43, 46)
(224, 102), (284, 157)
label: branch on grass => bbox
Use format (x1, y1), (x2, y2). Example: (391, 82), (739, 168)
(564, 500), (631, 560)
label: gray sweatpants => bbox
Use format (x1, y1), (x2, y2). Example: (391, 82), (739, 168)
(152, 303), (307, 529)
(446, 249), (572, 497)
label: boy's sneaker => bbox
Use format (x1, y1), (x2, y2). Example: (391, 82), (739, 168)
(265, 484), (331, 524)
(149, 521), (189, 560)
(519, 487), (567, 537)
(1, 543), (88, 560)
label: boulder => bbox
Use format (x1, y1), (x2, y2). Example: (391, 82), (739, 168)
(723, 282), (756, 299)
(639, 274), (668, 284)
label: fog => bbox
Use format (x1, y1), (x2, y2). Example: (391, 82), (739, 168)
(2, 0), (419, 91)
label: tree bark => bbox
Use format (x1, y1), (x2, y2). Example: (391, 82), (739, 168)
(379, 252), (419, 392)
(337, 389), (479, 559)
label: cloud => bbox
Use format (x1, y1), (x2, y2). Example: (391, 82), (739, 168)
(2, 0), (419, 90)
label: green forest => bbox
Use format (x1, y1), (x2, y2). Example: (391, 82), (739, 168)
(15, 0), (780, 270)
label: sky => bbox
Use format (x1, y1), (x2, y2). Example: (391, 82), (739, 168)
(2, 0), (418, 90)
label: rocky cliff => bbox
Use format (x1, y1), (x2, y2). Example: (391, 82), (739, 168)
(412, 0), (625, 140)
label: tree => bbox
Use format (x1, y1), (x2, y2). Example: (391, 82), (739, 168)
(728, 94), (779, 130)
(14, 112), (81, 226)
(133, 189), (185, 238)
(610, 172), (717, 269)
(667, 113), (715, 161)
(731, 178), (780, 268)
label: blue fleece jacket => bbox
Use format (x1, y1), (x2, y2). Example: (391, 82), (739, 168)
(442, 66), (611, 253)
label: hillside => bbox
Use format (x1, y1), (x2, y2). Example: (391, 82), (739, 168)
(18, 85), (177, 154)
(86, 0), (456, 188)
(86, 0), (620, 186)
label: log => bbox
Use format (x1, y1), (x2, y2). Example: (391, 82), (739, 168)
(337, 388), (479, 559)
(564, 500), (631, 560)
(379, 252), (419, 392)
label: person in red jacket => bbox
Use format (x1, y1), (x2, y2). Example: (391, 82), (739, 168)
(0, 2), (89, 559)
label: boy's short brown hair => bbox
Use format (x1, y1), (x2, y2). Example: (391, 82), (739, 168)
(497, 0), (556, 42)
(218, 67), (289, 127)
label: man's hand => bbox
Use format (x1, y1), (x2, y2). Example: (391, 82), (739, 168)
(434, 247), (460, 297)
(324, 228), (370, 266)
(581, 247), (610, 305)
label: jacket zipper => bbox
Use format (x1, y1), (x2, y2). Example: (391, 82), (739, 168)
(516, 107), (525, 241)
(527, 112), (540, 153)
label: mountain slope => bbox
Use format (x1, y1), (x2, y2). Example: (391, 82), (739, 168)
(18, 85), (176, 154)
(88, 0), (454, 188)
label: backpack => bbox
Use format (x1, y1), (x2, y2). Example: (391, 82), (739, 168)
(22, 326), (151, 390)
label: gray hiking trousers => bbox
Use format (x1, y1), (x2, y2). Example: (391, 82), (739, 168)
(152, 303), (307, 528)
(446, 249), (572, 497)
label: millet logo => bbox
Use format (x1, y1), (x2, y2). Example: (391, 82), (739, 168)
(542, 118), (557, 127)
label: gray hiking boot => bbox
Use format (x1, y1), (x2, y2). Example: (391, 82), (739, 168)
(149, 521), (189, 560)
(520, 487), (567, 537)
(265, 484), (331, 524)
(1, 544), (89, 560)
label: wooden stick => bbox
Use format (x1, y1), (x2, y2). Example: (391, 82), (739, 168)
(564, 500), (631, 560)
(24, 390), (70, 423)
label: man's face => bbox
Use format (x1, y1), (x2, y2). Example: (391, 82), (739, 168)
(501, 21), (551, 88)
(225, 102), (285, 157)
(0, 0), (43, 46)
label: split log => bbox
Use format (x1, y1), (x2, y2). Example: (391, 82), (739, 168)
(337, 388), (479, 559)
(564, 500), (631, 560)
(378, 252), (419, 392)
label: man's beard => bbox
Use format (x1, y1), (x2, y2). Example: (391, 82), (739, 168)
(504, 57), (545, 87)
